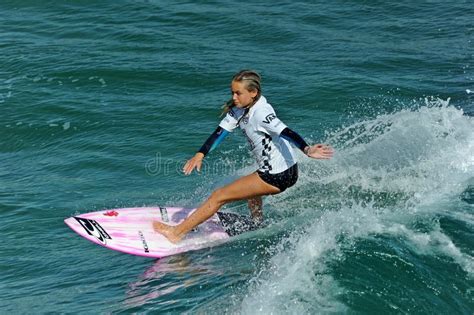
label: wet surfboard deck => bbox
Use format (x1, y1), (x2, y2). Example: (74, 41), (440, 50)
(64, 207), (259, 258)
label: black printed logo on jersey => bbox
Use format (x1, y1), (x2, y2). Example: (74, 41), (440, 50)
(263, 113), (276, 124)
(74, 217), (112, 245)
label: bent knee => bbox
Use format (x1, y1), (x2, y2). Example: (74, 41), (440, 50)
(209, 188), (231, 206)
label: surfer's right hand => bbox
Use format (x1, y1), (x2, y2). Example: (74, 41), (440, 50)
(183, 152), (204, 175)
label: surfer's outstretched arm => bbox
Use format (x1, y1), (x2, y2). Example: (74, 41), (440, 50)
(280, 127), (333, 159)
(183, 126), (229, 175)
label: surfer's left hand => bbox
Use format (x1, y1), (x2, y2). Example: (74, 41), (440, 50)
(304, 144), (334, 159)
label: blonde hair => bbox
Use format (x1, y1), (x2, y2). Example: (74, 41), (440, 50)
(221, 70), (262, 116)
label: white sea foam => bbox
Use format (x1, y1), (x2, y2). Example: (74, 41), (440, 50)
(241, 202), (383, 314)
(240, 100), (474, 313)
(385, 223), (474, 275)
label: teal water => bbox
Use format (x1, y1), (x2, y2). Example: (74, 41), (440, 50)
(1, 1), (473, 313)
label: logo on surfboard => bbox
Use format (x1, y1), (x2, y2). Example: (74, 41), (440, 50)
(138, 231), (150, 253)
(74, 217), (112, 245)
(159, 207), (169, 222)
(103, 210), (119, 217)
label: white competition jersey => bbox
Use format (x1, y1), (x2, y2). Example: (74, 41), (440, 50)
(219, 95), (297, 174)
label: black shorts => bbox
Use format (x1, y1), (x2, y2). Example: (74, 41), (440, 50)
(257, 163), (298, 192)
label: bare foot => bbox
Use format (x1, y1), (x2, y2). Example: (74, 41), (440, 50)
(152, 221), (183, 244)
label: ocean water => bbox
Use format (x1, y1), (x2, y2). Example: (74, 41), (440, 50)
(1, 1), (473, 314)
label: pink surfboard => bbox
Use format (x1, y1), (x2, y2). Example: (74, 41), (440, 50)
(65, 207), (258, 258)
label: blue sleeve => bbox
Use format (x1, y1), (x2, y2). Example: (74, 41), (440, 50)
(198, 126), (229, 156)
(280, 127), (309, 152)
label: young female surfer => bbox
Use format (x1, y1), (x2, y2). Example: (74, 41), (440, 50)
(153, 70), (333, 243)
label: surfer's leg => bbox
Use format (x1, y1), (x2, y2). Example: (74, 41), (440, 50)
(248, 196), (263, 224)
(153, 172), (280, 243)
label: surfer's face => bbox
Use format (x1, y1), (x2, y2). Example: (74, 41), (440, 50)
(231, 81), (257, 108)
